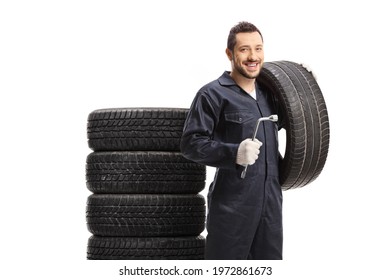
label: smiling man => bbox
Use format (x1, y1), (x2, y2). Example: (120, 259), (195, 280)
(181, 22), (283, 260)
(227, 28), (264, 86)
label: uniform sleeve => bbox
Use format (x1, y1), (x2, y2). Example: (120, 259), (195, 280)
(180, 91), (239, 169)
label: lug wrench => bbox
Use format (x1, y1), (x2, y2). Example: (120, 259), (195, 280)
(241, 114), (278, 179)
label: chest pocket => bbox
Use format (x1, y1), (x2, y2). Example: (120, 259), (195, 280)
(224, 111), (255, 124)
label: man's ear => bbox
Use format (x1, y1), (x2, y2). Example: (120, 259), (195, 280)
(226, 48), (233, 61)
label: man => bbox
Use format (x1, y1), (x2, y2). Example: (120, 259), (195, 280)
(180, 21), (283, 260)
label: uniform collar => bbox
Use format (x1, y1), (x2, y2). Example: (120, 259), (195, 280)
(218, 71), (260, 94)
(218, 71), (237, 86)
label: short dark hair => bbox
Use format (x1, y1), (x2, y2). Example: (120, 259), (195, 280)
(227, 21), (263, 51)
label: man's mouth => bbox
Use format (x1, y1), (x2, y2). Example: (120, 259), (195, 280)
(244, 61), (260, 70)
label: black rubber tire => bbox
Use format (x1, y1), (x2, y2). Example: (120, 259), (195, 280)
(87, 108), (188, 151)
(87, 235), (205, 260)
(257, 61), (330, 190)
(86, 194), (205, 237)
(86, 151), (206, 194)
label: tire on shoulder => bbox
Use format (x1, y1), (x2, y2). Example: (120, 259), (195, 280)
(257, 61), (330, 190)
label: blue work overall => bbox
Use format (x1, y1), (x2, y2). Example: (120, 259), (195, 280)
(181, 71), (283, 260)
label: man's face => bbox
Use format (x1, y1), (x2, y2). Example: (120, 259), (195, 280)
(228, 32), (264, 79)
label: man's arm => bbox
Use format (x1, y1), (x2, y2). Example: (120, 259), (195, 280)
(180, 91), (239, 169)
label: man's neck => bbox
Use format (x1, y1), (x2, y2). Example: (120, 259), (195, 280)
(230, 71), (256, 93)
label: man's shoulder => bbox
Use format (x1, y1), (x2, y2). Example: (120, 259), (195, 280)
(198, 71), (233, 95)
(199, 78), (220, 92)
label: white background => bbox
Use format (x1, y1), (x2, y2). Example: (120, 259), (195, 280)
(1, 0), (389, 279)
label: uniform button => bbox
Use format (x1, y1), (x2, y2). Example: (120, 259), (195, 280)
(239, 118), (242, 121)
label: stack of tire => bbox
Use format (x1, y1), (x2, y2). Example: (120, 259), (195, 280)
(85, 108), (207, 260)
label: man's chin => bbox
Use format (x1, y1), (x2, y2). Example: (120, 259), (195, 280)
(244, 71), (260, 79)
(242, 67), (261, 78)
(235, 66), (261, 79)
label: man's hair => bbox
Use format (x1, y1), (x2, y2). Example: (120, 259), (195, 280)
(227, 21), (263, 51)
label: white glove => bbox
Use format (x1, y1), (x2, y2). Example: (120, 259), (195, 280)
(300, 63), (317, 81)
(236, 138), (262, 166)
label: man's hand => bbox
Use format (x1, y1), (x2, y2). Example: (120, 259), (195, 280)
(236, 138), (262, 166)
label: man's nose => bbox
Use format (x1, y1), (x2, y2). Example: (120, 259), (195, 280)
(248, 49), (257, 60)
